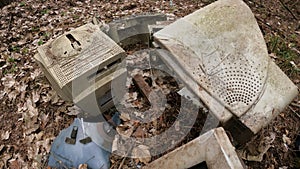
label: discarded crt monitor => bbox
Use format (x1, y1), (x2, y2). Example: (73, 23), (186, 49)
(153, 0), (298, 144)
(35, 23), (126, 116)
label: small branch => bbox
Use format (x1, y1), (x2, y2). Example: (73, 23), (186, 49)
(291, 102), (300, 108)
(289, 106), (300, 119)
(118, 143), (135, 169)
(255, 17), (275, 31)
(278, 0), (298, 20)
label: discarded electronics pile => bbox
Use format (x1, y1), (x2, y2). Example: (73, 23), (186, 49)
(34, 0), (298, 168)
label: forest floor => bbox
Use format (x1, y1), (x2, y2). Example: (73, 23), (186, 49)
(0, 0), (299, 168)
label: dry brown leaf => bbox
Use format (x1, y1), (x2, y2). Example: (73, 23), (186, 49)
(36, 137), (54, 153)
(32, 90), (40, 103)
(15, 82), (27, 100)
(0, 91), (5, 100)
(1, 74), (15, 89)
(50, 90), (60, 104)
(127, 92), (138, 102)
(120, 113), (131, 121)
(282, 134), (291, 145)
(117, 124), (134, 138)
(26, 98), (38, 118)
(1, 153), (12, 168)
(40, 113), (49, 129)
(238, 132), (276, 162)
(0, 145), (4, 152)
(174, 121), (180, 131)
(133, 126), (145, 138)
(132, 145), (151, 164)
(67, 105), (83, 116)
(8, 159), (20, 169)
(24, 123), (39, 135)
(1, 131), (11, 140)
(17, 102), (26, 114)
(78, 164), (88, 169)
(7, 90), (18, 101)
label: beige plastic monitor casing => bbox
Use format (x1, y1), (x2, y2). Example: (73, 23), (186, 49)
(154, 0), (298, 135)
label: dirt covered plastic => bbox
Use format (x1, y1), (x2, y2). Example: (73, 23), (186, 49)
(48, 118), (110, 169)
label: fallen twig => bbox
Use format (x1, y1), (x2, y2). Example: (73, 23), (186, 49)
(278, 0), (298, 20)
(118, 143), (135, 169)
(291, 103), (300, 108)
(289, 106), (300, 119)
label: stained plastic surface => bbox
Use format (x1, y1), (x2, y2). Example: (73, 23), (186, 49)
(48, 118), (110, 169)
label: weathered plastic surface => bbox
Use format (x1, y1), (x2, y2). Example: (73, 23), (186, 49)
(156, 49), (233, 123)
(239, 61), (298, 133)
(154, 0), (298, 133)
(73, 68), (126, 116)
(35, 23), (126, 115)
(48, 118), (110, 169)
(104, 14), (167, 46)
(143, 127), (244, 169)
(154, 0), (269, 118)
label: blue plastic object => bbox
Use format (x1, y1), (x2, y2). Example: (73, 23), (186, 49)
(48, 118), (111, 169)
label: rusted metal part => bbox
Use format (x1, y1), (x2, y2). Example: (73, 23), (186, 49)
(132, 70), (167, 113)
(133, 74), (152, 103)
(143, 127), (245, 169)
(65, 126), (78, 145)
(79, 137), (92, 144)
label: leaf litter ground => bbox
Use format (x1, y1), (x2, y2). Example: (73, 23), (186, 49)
(0, 0), (299, 168)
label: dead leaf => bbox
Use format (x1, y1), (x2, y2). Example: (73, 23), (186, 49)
(117, 124), (134, 138)
(67, 105), (83, 116)
(78, 164), (88, 169)
(132, 145), (151, 164)
(49, 90), (60, 104)
(1, 74), (15, 89)
(174, 121), (180, 131)
(282, 134), (291, 145)
(133, 111), (144, 118)
(133, 126), (145, 138)
(112, 135), (119, 152)
(120, 113), (131, 121)
(127, 92), (138, 102)
(0, 145), (4, 152)
(8, 159), (20, 169)
(8, 90), (18, 101)
(24, 123), (39, 135)
(1, 131), (11, 140)
(238, 132), (276, 162)
(26, 98), (38, 118)
(15, 82), (27, 100)
(17, 102), (26, 114)
(0, 91), (5, 100)
(32, 90), (40, 103)
(269, 53), (277, 59)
